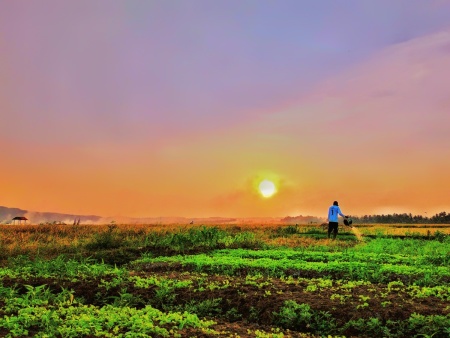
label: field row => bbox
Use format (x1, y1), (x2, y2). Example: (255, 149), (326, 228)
(0, 269), (449, 337)
(1, 247), (450, 337)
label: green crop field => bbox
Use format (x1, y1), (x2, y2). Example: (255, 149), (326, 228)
(0, 223), (449, 337)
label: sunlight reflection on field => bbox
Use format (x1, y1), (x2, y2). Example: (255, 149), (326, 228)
(357, 224), (450, 237)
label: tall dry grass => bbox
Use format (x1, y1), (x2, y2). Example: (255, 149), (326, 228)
(1, 223), (446, 264)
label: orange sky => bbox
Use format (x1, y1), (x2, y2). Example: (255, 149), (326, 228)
(2, 3), (450, 218)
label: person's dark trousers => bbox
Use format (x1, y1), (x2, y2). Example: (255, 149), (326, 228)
(328, 222), (338, 239)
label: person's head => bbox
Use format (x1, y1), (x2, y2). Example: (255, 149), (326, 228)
(333, 201), (339, 206)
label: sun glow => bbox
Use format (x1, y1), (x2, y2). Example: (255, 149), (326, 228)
(259, 179), (276, 198)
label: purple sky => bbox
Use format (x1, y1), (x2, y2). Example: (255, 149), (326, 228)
(2, 0), (450, 145)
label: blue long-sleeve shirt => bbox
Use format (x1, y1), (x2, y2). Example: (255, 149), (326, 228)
(328, 205), (345, 222)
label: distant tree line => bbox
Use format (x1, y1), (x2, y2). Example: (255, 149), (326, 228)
(351, 212), (450, 224)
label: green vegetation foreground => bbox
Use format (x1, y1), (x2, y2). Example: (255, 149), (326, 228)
(0, 223), (449, 337)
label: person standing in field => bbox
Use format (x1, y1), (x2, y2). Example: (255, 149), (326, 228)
(327, 201), (349, 240)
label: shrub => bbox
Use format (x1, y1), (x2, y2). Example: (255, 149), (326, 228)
(273, 300), (336, 335)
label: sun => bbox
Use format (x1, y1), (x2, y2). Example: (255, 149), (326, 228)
(259, 179), (277, 198)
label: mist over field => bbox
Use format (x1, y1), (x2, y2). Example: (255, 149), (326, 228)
(0, 205), (325, 225)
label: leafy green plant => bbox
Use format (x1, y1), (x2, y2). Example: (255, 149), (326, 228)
(330, 293), (350, 304)
(408, 313), (450, 337)
(274, 300), (336, 335)
(248, 306), (261, 322)
(154, 280), (177, 310)
(110, 287), (143, 307)
(343, 317), (391, 337)
(181, 298), (222, 318)
(225, 307), (242, 322)
(0, 304), (217, 337)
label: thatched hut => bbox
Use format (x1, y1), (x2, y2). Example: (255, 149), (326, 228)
(12, 216), (28, 225)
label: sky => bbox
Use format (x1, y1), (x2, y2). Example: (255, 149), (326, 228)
(1, 0), (450, 218)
